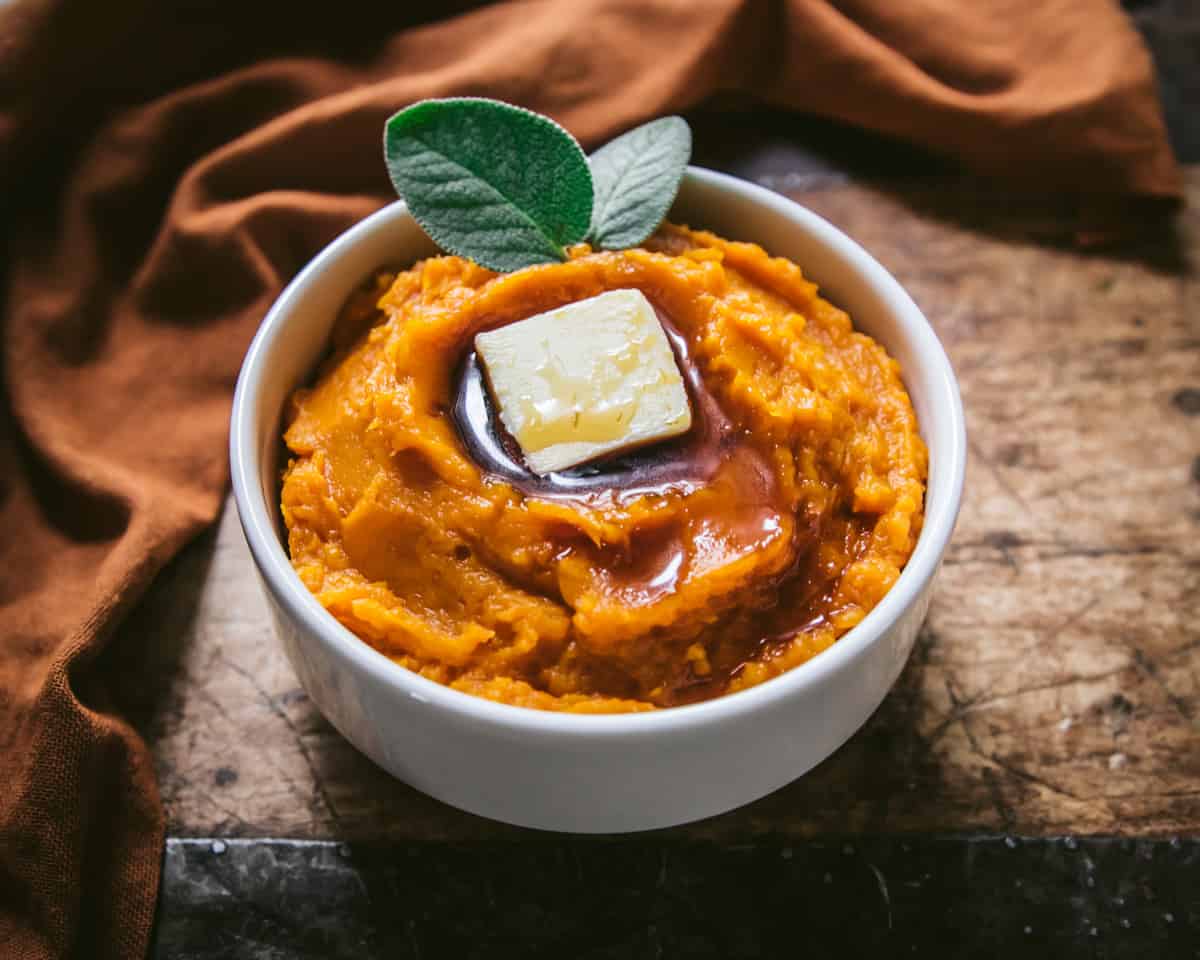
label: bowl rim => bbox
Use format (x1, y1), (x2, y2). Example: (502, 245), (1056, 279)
(230, 165), (966, 737)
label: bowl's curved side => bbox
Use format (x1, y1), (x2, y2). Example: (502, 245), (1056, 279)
(229, 168), (965, 831)
(260, 563), (935, 831)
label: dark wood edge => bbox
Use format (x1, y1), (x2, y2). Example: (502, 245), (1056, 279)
(155, 836), (1198, 958)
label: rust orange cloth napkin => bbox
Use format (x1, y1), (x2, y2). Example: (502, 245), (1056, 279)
(0, 0), (1179, 956)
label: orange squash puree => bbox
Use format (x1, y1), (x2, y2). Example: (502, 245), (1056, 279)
(281, 225), (927, 712)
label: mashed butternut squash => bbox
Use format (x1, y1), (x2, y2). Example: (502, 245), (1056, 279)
(281, 225), (926, 712)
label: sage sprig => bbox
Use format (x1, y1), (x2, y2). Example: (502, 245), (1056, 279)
(384, 99), (593, 273)
(384, 99), (691, 272)
(586, 116), (691, 251)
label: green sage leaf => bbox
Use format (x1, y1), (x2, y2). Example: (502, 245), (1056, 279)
(587, 116), (692, 250)
(384, 98), (593, 272)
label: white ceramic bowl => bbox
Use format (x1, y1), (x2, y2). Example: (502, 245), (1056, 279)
(230, 167), (965, 833)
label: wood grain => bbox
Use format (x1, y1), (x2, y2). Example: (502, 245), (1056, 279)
(114, 168), (1200, 841)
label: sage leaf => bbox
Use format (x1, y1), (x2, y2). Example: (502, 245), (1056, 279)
(384, 98), (593, 272)
(587, 116), (692, 250)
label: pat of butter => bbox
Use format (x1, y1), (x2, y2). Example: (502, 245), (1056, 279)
(474, 289), (692, 475)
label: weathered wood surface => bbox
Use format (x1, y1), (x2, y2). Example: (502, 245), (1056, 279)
(115, 168), (1200, 841)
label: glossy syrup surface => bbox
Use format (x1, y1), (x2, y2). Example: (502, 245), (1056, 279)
(451, 300), (845, 705)
(453, 308), (734, 503)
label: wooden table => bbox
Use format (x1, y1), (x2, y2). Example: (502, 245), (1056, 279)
(122, 167), (1200, 845)
(118, 123), (1199, 954)
(131, 170), (1198, 958)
